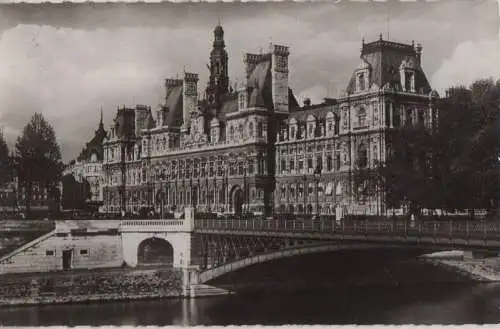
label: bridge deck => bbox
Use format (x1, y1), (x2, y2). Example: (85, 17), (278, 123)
(194, 219), (500, 249)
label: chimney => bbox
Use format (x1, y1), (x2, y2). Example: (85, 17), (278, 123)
(270, 43), (290, 113)
(182, 72), (199, 132)
(303, 98), (311, 107)
(415, 43), (423, 65)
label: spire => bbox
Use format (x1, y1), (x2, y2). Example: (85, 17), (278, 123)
(98, 107), (104, 131)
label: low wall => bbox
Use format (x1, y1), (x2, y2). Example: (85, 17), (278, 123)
(0, 267), (184, 306)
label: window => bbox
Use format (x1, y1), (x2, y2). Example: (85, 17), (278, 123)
(298, 160), (304, 171)
(80, 249), (88, 255)
(316, 156), (322, 171)
(257, 122), (263, 137)
(358, 107), (366, 127)
(327, 155), (333, 171)
(281, 160), (286, 173)
(290, 159), (295, 171)
(334, 115), (340, 135)
(359, 73), (365, 91)
(290, 126), (296, 139)
(238, 124), (244, 138)
(45, 250), (54, 256)
(229, 126), (235, 141)
(307, 158), (313, 170)
(249, 122), (254, 137)
(405, 71), (413, 91)
(357, 144), (368, 168)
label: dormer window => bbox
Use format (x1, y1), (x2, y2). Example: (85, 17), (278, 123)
(359, 73), (365, 91)
(405, 71), (414, 92)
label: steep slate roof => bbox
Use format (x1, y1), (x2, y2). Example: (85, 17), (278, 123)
(77, 120), (107, 162)
(346, 39), (431, 94)
(247, 60), (273, 108)
(163, 85), (184, 127)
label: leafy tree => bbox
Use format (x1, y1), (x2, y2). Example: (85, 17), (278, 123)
(437, 79), (500, 217)
(61, 174), (91, 212)
(15, 113), (63, 216)
(0, 129), (10, 186)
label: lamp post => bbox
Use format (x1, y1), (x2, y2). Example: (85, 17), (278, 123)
(302, 174), (307, 215)
(243, 163), (247, 214)
(159, 171), (165, 219)
(314, 165), (322, 218)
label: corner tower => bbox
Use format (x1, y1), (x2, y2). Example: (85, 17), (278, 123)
(205, 24), (229, 109)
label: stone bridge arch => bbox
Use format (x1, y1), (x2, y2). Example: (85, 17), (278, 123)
(137, 237), (174, 266)
(121, 232), (193, 268)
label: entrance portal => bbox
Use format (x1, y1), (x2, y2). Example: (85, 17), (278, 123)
(62, 249), (72, 270)
(137, 237), (174, 266)
(230, 186), (244, 215)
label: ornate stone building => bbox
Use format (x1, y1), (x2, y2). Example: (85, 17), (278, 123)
(100, 27), (438, 217)
(63, 111), (107, 210)
(274, 35), (438, 216)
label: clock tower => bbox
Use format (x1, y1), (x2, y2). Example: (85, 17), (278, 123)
(205, 24), (229, 110)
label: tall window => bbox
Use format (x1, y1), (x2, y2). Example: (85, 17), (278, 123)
(358, 107), (366, 127)
(405, 71), (413, 91)
(327, 155), (333, 171)
(359, 73), (365, 91)
(249, 122), (254, 137)
(357, 144), (368, 168)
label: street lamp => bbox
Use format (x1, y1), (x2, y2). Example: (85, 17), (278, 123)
(302, 174), (307, 215)
(314, 165), (322, 218)
(159, 170), (165, 219)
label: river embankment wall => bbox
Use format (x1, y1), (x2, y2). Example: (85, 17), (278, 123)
(0, 267), (184, 307)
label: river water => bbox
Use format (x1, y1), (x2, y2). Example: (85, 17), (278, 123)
(2, 251), (500, 325)
(1, 283), (500, 325)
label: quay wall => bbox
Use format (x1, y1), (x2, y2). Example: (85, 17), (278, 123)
(0, 220), (124, 274)
(0, 268), (184, 306)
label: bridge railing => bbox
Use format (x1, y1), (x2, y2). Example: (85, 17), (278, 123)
(120, 219), (189, 232)
(194, 218), (500, 239)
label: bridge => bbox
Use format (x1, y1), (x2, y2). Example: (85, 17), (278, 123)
(118, 208), (500, 290)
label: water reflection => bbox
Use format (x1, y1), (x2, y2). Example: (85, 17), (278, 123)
(2, 282), (500, 325)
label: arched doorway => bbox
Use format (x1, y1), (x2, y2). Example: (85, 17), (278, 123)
(230, 186), (244, 215)
(137, 237), (174, 267)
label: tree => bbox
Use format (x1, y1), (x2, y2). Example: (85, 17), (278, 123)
(62, 174), (92, 213)
(436, 79), (500, 217)
(0, 129), (10, 187)
(354, 127), (437, 217)
(15, 113), (63, 216)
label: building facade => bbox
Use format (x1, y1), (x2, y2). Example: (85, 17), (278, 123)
(100, 27), (438, 217)
(63, 112), (107, 210)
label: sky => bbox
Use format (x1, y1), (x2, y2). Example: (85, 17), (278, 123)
(0, 0), (498, 162)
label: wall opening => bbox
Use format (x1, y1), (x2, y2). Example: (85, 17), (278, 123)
(137, 237), (174, 267)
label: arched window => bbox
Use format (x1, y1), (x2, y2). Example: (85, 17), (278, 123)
(357, 143), (368, 168)
(238, 124), (244, 138)
(249, 122), (254, 137)
(257, 122), (263, 137)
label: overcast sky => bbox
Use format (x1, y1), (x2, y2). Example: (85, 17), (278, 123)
(0, 0), (498, 162)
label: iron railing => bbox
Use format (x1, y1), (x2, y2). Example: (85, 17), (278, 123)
(194, 218), (500, 240)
